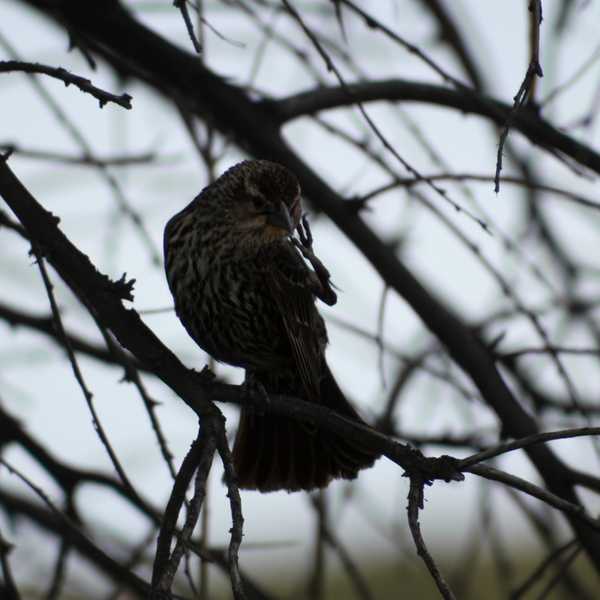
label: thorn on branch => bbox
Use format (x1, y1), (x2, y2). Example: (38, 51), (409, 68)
(0, 147), (14, 162)
(110, 273), (136, 301)
(487, 330), (507, 353)
(343, 196), (370, 214)
(198, 365), (216, 383)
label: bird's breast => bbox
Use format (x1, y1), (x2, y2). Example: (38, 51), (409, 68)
(171, 248), (290, 370)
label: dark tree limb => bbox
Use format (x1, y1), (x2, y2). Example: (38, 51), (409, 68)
(152, 422), (217, 595)
(0, 300), (150, 373)
(272, 81), (600, 175)
(418, 0), (484, 90)
(0, 405), (272, 600)
(0, 459), (151, 597)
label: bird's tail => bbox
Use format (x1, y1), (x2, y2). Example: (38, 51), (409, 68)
(232, 364), (378, 492)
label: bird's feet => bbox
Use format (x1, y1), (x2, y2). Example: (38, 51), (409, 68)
(242, 371), (270, 416)
(296, 213), (314, 249)
(293, 215), (337, 306)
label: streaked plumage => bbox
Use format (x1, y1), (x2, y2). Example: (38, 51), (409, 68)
(164, 160), (377, 492)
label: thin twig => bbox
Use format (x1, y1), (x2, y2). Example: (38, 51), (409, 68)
(151, 431), (205, 590)
(0, 528), (21, 600)
(0, 458), (152, 595)
(308, 491), (327, 600)
(0, 143), (164, 167)
(157, 424), (217, 593)
(465, 464), (598, 529)
(174, 0), (203, 53)
(542, 41), (600, 107)
(337, 0), (469, 89)
(0, 35), (160, 265)
(533, 543), (582, 600)
(495, 1), (544, 191)
(215, 420), (246, 600)
(406, 477), (456, 599)
(45, 538), (70, 600)
(511, 539), (579, 599)
(500, 345), (600, 360)
(96, 326), (178, 480)
(280, 0), (491, 234)
(199, 469), (211, 600)
(32, 247), (138, 497)
(310, 495), (374, 600)
(0, 60), (132, 108)
(355, 172), (600, 212)
(459, 427), (600, 469)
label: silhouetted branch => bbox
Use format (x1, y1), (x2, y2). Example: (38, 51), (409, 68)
(0, 459), (151, 597)
(32, 246), (139, 497)
(152, 423), (217, 596)
(0, 142), (161, 166)
(216, 422), (246, 600)
(464, 464), (598, 529)
(273, 80), (600, 176)
(459, 427), (600, 469)
(0, 300), (149, 373)
(0, 60), (132, 108)
(407, 477), (456, 599)
(511, 539), (579, 599)
(173, 0), (202, 54)
(0, 529), (21, 600)
(494, 1), (544, 191)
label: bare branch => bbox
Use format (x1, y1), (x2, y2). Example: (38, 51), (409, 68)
(407, 477), (456, 600)
(459, 427), (600, 469)
(216, 422), (246, 600)
(0, 529), (21, 600)
(494, 0), (544, 191)
(465, 464), (598, 529)
(0, 60), (132, 108)
(173, 0), (202, 54)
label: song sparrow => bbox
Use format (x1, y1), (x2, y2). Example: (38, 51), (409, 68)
(164, 160), (377, 492)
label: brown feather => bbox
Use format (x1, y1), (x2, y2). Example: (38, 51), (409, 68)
(164, 159), (380, 492)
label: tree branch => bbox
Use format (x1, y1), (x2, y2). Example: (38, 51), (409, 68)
(272, 80), (600, 176)
(0, 60), (132, 108)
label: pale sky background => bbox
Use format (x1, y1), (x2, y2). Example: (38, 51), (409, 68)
(2, 0), (600, 595)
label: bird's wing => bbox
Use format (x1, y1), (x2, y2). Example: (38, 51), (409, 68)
(263, 243), (327, 402)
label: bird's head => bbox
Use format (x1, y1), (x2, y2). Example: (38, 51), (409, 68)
(222, 160), (303, 246)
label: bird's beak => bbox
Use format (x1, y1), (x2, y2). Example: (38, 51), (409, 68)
(265, 201), (294, 233)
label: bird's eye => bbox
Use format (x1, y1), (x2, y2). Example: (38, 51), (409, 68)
(251, 197), (269, 214)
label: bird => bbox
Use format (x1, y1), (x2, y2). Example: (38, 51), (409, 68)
(163, 159), (378, 492)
